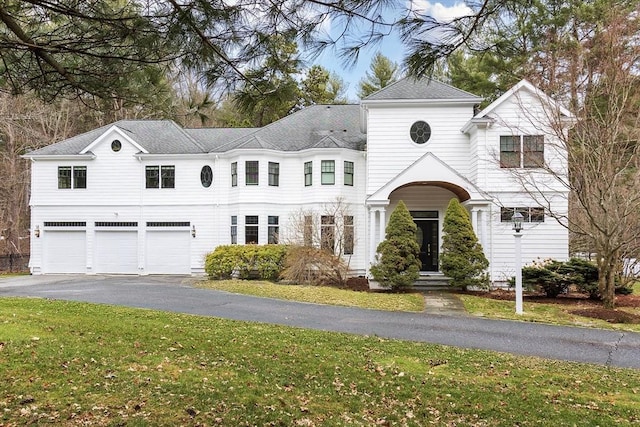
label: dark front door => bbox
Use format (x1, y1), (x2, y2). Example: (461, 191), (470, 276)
(415, 220), (439, 272)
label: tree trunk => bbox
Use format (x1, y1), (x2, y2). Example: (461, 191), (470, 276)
(598, 253), (617, 309)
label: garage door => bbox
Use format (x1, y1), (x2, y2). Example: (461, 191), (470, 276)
(43, 231), (86, 273)
(94, 231), (138, 274)
(146, 231), (191, 274)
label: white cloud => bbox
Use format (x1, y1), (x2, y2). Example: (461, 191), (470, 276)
(409, 1), (474, 23)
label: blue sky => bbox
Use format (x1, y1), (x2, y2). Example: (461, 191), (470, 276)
(309, 1), (473, 101)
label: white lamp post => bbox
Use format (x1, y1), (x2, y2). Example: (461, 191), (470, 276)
(512, 211), (524, 314)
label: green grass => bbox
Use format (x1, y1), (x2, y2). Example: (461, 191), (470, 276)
(196, 279), (425, 312)
(1, 297), (640, 426)
(458, 295), (640, 332)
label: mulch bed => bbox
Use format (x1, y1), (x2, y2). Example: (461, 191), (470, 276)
(461, 289), (640, 324)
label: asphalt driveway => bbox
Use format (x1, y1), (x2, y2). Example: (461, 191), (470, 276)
(2, 274), (639, 369)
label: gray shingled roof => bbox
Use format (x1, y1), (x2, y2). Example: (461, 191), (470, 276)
(217, 104), (366, 152)
(26, 105), (366, 156)
(364, 77), (482, 102)
(27, 120), (206, 156)
(185, 127), (258, 151)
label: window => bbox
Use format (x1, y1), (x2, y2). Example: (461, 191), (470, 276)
(58, 166), (71, 189)
(231, 162), (238, 187)
(410, 121), (432, 144)
(500, 135), (544, 168)
(321, 160), (335, 185)
(58, 166), (87, 189)
(304, 215), (313, 246)
(501, 207), (545, 223)
(304, 161), (313, 186)
(268, 216), (279, 244)
(111, 140), (122, 152)
(321, 215), (335, 252)
(231, 216), (237, 244)
(146, 166), (159, 188)
(146, 165), (175, 188)
(344, 161), (354, 186)
(245, 215), (258, 244)
(344, 216), (354, 255)
(246, 161), (259, 185)
(73, 166), (87, 189)
(523, 135), (545, 168)
(268, 162), (279, 186)
(161, 166), (175, 188)
(200, 165), (213, 188)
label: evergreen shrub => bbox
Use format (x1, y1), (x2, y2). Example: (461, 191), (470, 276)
(370, 201), (421, 290)
(440, 198), (489, 290)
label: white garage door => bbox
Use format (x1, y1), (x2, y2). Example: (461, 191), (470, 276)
(94, 231), (138, 274)
(43, 231), (86, 273)
(146, 231), (191, 274)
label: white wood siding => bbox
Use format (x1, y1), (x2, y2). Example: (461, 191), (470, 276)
(365, 104), (475, 196)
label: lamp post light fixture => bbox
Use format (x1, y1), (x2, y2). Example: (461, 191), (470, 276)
(512, 211), (524, 315)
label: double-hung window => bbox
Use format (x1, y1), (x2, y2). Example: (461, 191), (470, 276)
(321, 160), (335, 185)
(344, 216), (354, 254)
(321, 215), (335, 252)
(246, 161), (259, 185)
(500, 135), (544, 168)
(58, 166), (87, 189)
(304, 161), (312, 186)
(245, 215), (258, 244)
(268, 216), (279, 244)
(344, 161), (354, 186)
(231, 162), (238, 187)
(268, 162), (279, 186)
(146, 165), (174, 188)
(230, 216), (237, 244)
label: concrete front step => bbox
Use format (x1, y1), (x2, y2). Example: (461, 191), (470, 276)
(413, 275), (454, 291)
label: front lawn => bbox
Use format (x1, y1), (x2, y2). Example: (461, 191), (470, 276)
(2, 297), (640, 426)
(196, 279), (425, 312)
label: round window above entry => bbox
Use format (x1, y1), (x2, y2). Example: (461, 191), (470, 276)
(111, 139), (122, 152)
(200, 165), (213, 188)
(410, 121), (431, 144)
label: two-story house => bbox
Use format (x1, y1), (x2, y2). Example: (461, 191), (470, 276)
(24, 78), (571, 284)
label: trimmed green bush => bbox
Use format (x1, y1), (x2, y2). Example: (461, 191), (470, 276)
(370, 201), (421, 290)
(440, 198), (489, 290)
(205, 245), (289, 280)
(521, 258), (599, 298)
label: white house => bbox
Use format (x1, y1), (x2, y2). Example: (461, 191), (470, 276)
(24, 78), (571, 283)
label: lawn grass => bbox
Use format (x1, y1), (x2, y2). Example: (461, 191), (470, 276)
(196, 279), (425, 312)
(1, 297), (640, 426)
(458, 295), (640, 332)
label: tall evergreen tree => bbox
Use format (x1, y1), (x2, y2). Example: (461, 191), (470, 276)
(357, 53), (399, 99)
(370, 201), (421, 290)
(440, 199), (489, 290)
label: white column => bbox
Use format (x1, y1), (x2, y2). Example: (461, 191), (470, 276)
(369, 208), (377, 267)
(379, 207), (386, 243)
(514, 232), (523, 315)
(470, 207), (479, 234)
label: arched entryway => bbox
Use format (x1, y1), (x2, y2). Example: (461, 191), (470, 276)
(388, 182), (467, 273)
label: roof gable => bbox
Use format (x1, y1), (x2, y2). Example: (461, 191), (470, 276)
(474, 79), (573, 120)
(80, 126), (148, 155)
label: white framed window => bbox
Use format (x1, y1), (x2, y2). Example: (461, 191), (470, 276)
(146, 165), (174, 188)
(500, 135), (544, 168)
(268, 216), (279, 244)
(58, 166), (87, 189)
(246, 161), (259, 185)
(268, 162), (279, 186)
(304, 161), (312, 186)
(344, 161), (354, 186)
(321, 160), (335, 185)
